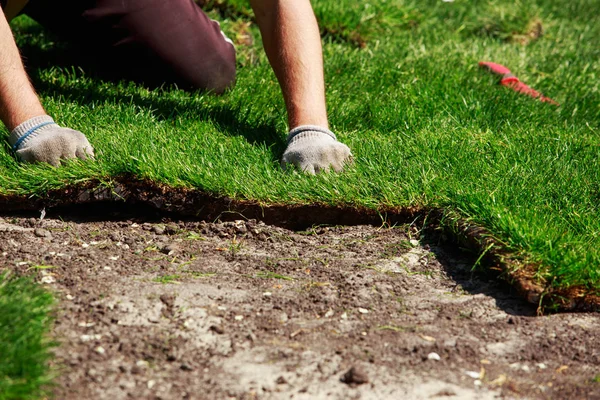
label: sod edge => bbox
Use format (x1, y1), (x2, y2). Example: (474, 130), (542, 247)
(0, 176), (598, 314)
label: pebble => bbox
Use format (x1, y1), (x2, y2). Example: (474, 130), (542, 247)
(358, 308), (369, 314)
(465, 370), (481, 379)
(340, 366), (369, 385)
(80, 334), (102, 342)
(34, 228), (51, 239)
(427, 352), (441, 361)
(234, 315), (244, 321)
(209, 325), (225, 334)
(95, 346), (105, 355)
(180, 363), (193, 371)
(161, 243), (179, 255)
(153, 226), (166, 235)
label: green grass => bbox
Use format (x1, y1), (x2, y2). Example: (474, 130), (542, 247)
(0, 273), (55, 400)
(152, 274), (182, 284)
(1, 0), (599, 297)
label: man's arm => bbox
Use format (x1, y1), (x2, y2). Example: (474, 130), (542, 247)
(0, 11), (93, 166)
(250, 0), (327, 129)
(0, 10), (45, 130)
(250, 0), (352, 174)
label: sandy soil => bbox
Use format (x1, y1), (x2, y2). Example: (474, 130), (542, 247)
(1, 209), (598, 400)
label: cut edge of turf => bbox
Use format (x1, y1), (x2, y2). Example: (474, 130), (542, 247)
(1, 176), (598, 314)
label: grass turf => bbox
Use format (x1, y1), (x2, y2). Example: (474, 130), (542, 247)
(0, 273), (55, 400)
(2, 0), (599, 299)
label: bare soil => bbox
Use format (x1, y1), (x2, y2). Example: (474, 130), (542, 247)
(1, 207), (599, 400)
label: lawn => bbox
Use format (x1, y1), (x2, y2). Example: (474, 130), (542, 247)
(3, 0), (599, 296)
(1, 0), (599, 396)
(0, 273), (55, 400)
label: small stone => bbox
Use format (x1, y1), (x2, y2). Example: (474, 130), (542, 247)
(34, 228), (51, 239)
(358, 308), (369, 314)
(340, 366), (369, 385)
(130, 365), (142, 375)
(324, 309), (334, 318)
(161, 243), (179, 255)
(153, 225), (166, 235)
(180, 363), (193, 371)
(427, 352), (441, 361)
(209, 325), (225, 334)
(147, 380), (156, 389)
(66, 294), (74, 300)
(80, 334), (102, 342)
(340, 312), (348, 320)
(276, 376), (287, 384)
(410, 239), (419, 247)
(234, 315), (244, 321)
(465, 371), (481, 379)
(263, 292), (272, 297)
(95, 346), (105, 355)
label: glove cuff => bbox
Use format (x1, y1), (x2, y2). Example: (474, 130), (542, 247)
(286, 125), (336, 144)
(9, 115), (57, 151)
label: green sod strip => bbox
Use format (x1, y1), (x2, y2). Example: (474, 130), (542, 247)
(1, 0), (599, 298)
(0, 273), (55, 400)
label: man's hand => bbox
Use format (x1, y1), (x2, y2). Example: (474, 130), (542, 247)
(9, 115), (94, 166)
(281, 125), (352, 174)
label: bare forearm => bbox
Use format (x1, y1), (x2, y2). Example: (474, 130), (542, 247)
(0, 11), (45, 131)
(250, 0), (328, 129)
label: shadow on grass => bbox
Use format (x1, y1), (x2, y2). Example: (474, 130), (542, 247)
(17, 23), (285, 162)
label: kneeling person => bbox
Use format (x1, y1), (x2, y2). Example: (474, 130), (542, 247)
(0, 0), (351, 173)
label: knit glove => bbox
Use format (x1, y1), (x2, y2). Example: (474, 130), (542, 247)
(8, 115), (94, 166)
(281, 125), (352, 174)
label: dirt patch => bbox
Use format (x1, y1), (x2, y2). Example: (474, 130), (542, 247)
(2, 180), (599, 312)
(1, 209), (599, 399)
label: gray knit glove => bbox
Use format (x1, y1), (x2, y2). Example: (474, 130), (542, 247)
(8, 115), (94, 166)
(281, 125), (352, 174)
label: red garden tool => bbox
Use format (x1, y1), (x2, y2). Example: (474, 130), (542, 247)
(479, 61), (559, 106)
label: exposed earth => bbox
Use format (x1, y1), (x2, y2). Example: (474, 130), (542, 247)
(1, 206), (599, 400)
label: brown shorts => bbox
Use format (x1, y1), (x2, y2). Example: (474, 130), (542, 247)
(20, 0), (236, 93)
